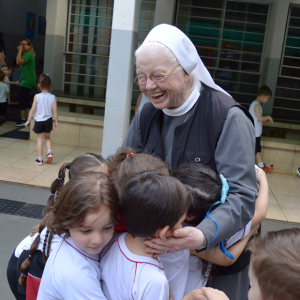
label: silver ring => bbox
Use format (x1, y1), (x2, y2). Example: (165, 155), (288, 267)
(166, 250), (169, 253)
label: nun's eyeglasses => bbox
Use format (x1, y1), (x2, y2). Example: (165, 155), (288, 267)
(134, 65), (180, 85)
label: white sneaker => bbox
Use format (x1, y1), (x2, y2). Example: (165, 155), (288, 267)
(297, 168), (300, 177)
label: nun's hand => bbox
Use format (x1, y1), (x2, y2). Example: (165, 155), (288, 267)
(144, 227), (205, 257)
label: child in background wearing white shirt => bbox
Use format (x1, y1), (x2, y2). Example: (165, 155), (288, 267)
(37, 172), (120, 300)
(0, 71), (10, 125)
(249, 85), (274, 172)
(25, 74), (58, 166)
(100, 171), (204, 300)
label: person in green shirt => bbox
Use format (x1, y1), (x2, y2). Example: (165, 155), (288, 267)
(15, 38), (36, 126)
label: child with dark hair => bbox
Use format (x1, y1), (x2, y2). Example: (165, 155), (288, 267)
(110, 149), (193, 300)
(0, 70), (10, 125)
(25, 74), (58, 165)
(110, 147), (169, 192)
(171, 164), (269, 297)
(36, 172), (120, 300)
(249, 85), (274, 172)
(200, 228), (300, 300)
(100, 171), (202, 300)
(6, 153), (110, 300)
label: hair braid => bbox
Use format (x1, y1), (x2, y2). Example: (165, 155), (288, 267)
(42, 229), (50, 264)
(19, 218), (47, 285)
(45, 231), (54, 262)
(45, 164), (67, 215)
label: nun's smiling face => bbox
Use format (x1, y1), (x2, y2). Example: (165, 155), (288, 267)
(136, 50), (191, 110)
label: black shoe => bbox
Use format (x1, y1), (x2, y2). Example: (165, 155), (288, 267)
(297, 168), (300, 177)
(35, 159), (44, 166)
(15, 119), (27, 127)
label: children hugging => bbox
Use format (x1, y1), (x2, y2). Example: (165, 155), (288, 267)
(8, 147), (278, 300)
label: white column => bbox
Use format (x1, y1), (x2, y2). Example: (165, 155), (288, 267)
(261, 0), (290, 114)
(101, 0), (141, 157)
(44, 0), (68, 91)
(154, 0), (176, 26)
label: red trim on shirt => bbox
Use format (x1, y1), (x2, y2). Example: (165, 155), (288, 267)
(64, 239), (100, 262)
(131, 263), (138, 300)
(117, 237), (164, 270)
(101, 239), (118, 259)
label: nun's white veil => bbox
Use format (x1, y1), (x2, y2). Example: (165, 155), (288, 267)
(142, 24), (231, 97)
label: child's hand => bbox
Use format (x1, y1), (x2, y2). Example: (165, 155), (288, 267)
(169, 290), (174, 300)
(7, 99), (10, 105)
(266, 116), (273, 123)
(25, 120), (30, 127)
(200, 287), (229, 300)
(183, 289), (209, 300)
(256, 167), (267, 185)
(54, 122), (58, 130)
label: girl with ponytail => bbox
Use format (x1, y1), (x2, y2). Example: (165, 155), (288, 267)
(6, 153), (109, 300)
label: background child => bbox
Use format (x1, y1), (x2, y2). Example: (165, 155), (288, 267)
(249, 85), (274, 172)
(6, 153), (109, 300)
(25, 74), (58, 166)
(100, 171), (192, 300)
(37, 172), (120, 300)
(200, 228), (300, 300)
(0, 70), (10, 125)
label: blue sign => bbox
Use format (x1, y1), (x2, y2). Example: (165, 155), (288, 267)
(39, 16), (46, 35)
(26, 12), (36, 39)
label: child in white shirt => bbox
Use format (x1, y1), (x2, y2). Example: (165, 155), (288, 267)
(7, 153), (110, 300)
(110, 149), (190, 300)
(249, 85), (274, 172)
(0, 70), (10, 125)
(100, 171), (202, 300)
(37, 172), (120, 300)
(25, 74), (58, 166)
(171, 164), (269, 296)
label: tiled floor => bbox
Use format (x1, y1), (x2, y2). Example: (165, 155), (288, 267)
(266, 172), (300, 223)
(1, 124), (300, 223)
(0, 123), (101, 187)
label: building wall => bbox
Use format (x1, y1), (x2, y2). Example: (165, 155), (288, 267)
(0, 0), (47, 66)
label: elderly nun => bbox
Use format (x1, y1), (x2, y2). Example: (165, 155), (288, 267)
(122, 24), (257, 300)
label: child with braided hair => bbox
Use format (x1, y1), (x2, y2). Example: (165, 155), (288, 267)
(6, 153), (109, 300)
(37, 172), (120, 300)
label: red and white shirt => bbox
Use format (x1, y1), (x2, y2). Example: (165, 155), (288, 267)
(37, 237), (107, 300)
(100, 232), (169, 300)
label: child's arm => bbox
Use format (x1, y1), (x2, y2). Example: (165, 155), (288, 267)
(25, 96), (37, 127)
(190, 224), (259, 267)
(254, 104), (273, 123)
(251, 167), (269, 227)
(4, 77), (19, 86)
(53, 97), (58, 129)
(6, 91), (10, 105)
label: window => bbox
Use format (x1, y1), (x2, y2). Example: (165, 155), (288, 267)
(273, 6), (300, 123)
(132, 0), (157, 106)
(64, 0), (113, 100)
(175, 0), (270, 108)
